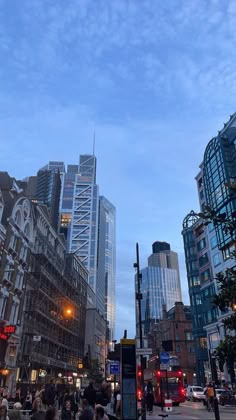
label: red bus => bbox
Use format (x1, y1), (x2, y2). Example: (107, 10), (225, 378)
(144, 355), (185, 406)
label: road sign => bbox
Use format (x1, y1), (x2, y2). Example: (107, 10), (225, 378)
(160, 363), (170, 370)
(33, 335), (41, 342)
(160, 351), (170, 364)
(110, 362), (120, 374)
(136, 348), (152, 355)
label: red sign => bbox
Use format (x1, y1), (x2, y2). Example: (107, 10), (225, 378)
(0, 333), (8, 340)
(3, 325), (16, 334)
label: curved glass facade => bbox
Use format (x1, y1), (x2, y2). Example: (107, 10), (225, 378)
(203, 135), (236, 249)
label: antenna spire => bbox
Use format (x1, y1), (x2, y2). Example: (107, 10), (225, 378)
(93, 131), (95, 155)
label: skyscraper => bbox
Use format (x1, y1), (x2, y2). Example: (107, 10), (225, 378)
(137, 241), (182, 337)
(60, 164), (79, 240)
(97, 196), (116, 340)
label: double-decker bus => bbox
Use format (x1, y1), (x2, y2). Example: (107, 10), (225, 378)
(144, 355), (185, 406)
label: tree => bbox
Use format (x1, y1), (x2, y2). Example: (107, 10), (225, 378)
(195, 204), (236, 384)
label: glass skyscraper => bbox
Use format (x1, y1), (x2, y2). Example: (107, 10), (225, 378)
(69, 155), (99, 292)
(137, 241), (182, 337)
(97, 196), (116, 340)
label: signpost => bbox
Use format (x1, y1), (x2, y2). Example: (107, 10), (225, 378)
(160, 351), (170, 407)
(120, 338), (137, 420)
(110, 362), (120, 375)
(160, 351), (170, 364)
(136, 348), (152, 356)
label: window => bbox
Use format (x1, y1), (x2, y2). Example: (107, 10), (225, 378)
(185, 332), (192, 341)
(213, 253), (221, 267)
(197, 238), (206, 251)
(0, 297), (7, 318)
(209, 333), (219, 350)
(201, 269), (210, 283)
(210, 236), (217, 249)
(192, 276), (200, 286)
(176, 344), (181, 353)
(187, 343), (193, 352)
(176, 333), (180, 341)
(200, 338), (207, 349)
(199, 253), (208, 267)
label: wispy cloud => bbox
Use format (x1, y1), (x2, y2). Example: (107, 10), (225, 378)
(1, 0), (236, 338)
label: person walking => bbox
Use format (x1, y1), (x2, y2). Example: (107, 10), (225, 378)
(84, 382), (96, 409)
(145, 382), (154, 414)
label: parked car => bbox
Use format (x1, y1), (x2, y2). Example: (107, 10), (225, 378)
(186, 386), (205, 401)
(216, 389), (235, 406)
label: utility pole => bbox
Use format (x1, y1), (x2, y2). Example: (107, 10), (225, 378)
(134, 242), (146, 420)
(209, 350), (220, 420)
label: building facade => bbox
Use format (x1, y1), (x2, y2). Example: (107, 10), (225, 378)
(149, 302), (196, 385)
(97, 196), (116, 341)
(69, 155), (99, 293)
(60, 164), (79, 240)
(182, 113), (236, 385)
(18, 203), (88, 383)
(137, 241), (182, 338)
(0, 173), (33, 392)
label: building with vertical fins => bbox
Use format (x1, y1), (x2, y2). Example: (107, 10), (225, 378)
(97, 196), (116, 341)
(136, 241), (182, 338)
(182, 113), (236, 385)
(68, 155), (99, 294)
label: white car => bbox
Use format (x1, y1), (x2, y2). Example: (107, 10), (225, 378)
(186, 386), (205, 401)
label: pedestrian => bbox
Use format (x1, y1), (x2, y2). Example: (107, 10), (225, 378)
(45, 381), (56, 408)
(0, 405), (9, 420)
(84, 382), (96, 409)
(61, 399), (73, 420)
(145, 381), (154, 414)
(8, 403), (22, 420)
(95, 405), (108, 420)
(45, 407), (57, 420)
(24, 389), (32, 411)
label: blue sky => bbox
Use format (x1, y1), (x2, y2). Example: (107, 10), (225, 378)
(1, 0), (236, 340)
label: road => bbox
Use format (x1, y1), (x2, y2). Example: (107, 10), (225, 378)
(146, 401), (236, 419)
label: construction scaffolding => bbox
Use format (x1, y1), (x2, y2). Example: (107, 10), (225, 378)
(18, 228), (88, 380)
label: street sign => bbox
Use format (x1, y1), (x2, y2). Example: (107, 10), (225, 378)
(160, 363), (170, 370)
(160, 351), (170, 364)
(110, 362), (120, 374)
(33, 335), (41, 342)
(136, 348), (152, 355)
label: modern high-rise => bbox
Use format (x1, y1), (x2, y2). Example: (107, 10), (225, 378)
(182, 113), (236, 385)
(68, 155), (99, 293)
(136, 241), (182, 337)
(97, 196), (116, 340)
(60, 164), (79, 240)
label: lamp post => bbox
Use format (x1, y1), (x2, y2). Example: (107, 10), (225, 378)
(134, 242), (146, 420)
(209, 350), (220, 420)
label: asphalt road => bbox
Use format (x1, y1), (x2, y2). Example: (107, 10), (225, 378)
(146, 400), (236, 420)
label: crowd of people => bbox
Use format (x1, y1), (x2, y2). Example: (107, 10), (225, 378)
(0, 380), (121, 420)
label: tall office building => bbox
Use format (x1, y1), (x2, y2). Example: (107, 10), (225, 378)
(60, 164), (79, 240)
(136, 241), (182, 337)
(97, 196), (116, 340)
(68, 155), (100, 300)
(182, 113), (236, 385)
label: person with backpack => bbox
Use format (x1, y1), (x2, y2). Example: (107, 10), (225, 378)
(145, 382), (154, 414)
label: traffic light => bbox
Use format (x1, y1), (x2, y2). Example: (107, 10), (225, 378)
(137, 364), (143, 401)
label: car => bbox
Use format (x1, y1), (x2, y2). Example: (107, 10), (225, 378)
(186, 386), (205, 401)
(216, 389), (234, 406)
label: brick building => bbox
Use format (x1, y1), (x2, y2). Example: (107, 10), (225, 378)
(149, 302), (196, 385)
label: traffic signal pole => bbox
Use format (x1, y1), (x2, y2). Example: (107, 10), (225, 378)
(134, 243), (146, 420)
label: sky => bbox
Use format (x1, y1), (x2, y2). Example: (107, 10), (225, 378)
(1, 0), (236, 340)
